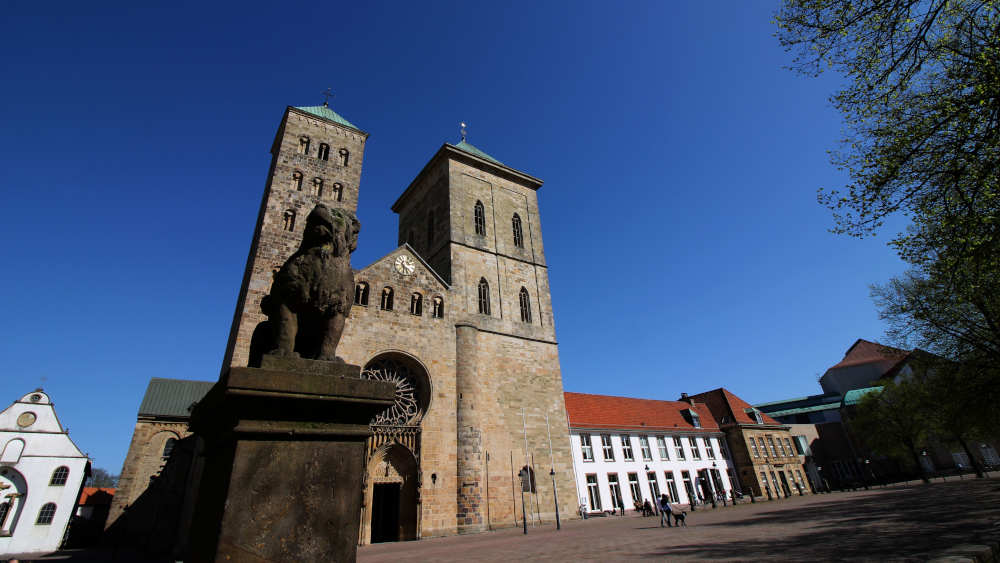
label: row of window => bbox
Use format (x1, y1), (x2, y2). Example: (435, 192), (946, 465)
(747, 435), (799, 459)
(0, 501), (57, 527)
(413, 204), (527, 251)
(288, 172), (345, 201)
(477, 279), (533, 323)
(297, 137), (349, 166)
(354, 279), (534, 323)
(471, 201), (527, 248)
(354, 283), (445, 318)
(580, 434), (725, 463)
(584, 467), (731, 512)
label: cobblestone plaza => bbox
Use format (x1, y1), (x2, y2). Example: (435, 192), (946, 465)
(359, 477), (1000, 561)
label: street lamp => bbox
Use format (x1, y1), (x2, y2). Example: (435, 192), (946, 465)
(518, 468), (529, 535)
(549, 468), (560, 531)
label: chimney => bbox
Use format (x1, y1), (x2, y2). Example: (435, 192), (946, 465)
(680, 393), (694, 405)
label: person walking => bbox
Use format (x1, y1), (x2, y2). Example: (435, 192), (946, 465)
(659, 494), (673, 527)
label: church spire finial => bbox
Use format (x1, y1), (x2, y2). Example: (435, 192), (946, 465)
(460, 122), (467, 142)
(321, 87), (333, 107)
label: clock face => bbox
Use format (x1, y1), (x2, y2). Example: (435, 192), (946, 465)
(395, 255), (415, 276)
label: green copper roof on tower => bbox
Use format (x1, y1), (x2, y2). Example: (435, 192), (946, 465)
(452, 140), (503, 165)
(295, 104), (360, 132)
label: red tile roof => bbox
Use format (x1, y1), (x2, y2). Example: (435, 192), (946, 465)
(78, 487), (115, 506)
(687, 388), (780, 426)
(830, 339), (908, 370)
(563, 392), (720, 432)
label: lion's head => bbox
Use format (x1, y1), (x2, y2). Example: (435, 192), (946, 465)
(302, 204), (360, 257)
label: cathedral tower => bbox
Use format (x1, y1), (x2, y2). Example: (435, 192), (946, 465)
(222, 104), (368, 370)
(392, 138), (574, 534)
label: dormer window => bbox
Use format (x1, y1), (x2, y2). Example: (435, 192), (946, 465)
(683, 408), (701, 428)
(746, 408), (764, 425)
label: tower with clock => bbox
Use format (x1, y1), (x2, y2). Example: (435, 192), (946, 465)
(110, 103), (578, 549)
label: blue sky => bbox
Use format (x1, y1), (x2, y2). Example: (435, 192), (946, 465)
(1, 1), (907, 473)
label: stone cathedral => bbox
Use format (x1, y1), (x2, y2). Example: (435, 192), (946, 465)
(109, 103), (578, 547)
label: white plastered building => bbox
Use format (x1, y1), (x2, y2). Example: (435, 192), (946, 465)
(0, 390), (89, 558)
(564, 392), (736, 514)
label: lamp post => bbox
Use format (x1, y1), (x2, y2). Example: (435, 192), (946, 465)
(544, 414), (560, 531)
(518, 468), (528, 535)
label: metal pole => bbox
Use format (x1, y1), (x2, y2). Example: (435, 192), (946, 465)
(520, 479), (528, 535)
(521, 409), (530, 534)
(531, 453), (541, 525)
(545, 413), (561, 530)
(510, 452), (517, 527)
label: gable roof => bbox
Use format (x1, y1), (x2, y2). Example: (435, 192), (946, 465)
(293, 104), (361, 132)
(355, 243), (450, 290)
(687, 388), (781, 426)
(830, 339), (908, 370)
(138, 378), (215, 418)
(564, 392), (720, 432)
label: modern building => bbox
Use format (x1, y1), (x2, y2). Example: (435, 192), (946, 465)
(565, 392), (736, 514)
(111, 102), (578, 550)
(688, 388), (811, 499)
(756, 339), (1000, 486)
(0, 390), (89, 558)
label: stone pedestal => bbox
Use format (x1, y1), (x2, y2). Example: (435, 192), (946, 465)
(187, 357), (394, 563)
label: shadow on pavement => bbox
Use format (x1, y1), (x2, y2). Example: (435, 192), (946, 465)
(643, 480), (1000, 560)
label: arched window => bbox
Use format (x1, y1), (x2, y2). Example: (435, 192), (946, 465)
(36, 503), (56, 525)
(339, 148), (350, 166)
(427, 210), (435, 246)
(519, 287), (532, 323)
(477, 278), (490, 315)
(292, 171), (303, 191)
(332, 183), (343, 202)
(162, 438), (176, 459)
(283, 210), (296, 232)
(298, 136), (310, 155)
(410, 292), (423, 316)
(318, 143), (330, 161)
(474, 201), (486, 236)
(49, 466), (69, 486)
(355, 282), (370, 306)
(380, 287), (394, 311)
(312, 177), (324, 198)
(512, 213), (524, 248)
(432, 296), (444, 319)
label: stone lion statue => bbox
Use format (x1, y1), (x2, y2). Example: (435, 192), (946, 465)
(262, 204), (361, 362)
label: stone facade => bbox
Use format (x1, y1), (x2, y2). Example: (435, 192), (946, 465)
(222, 106), (367, 370)
(113, 105), (578, 549)
(109, 420), (188, 523)
(721, 425), (811, 499)
(688, 389), (811, 500)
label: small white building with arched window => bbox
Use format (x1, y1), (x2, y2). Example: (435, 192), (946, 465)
(0, 390), (89, 558)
